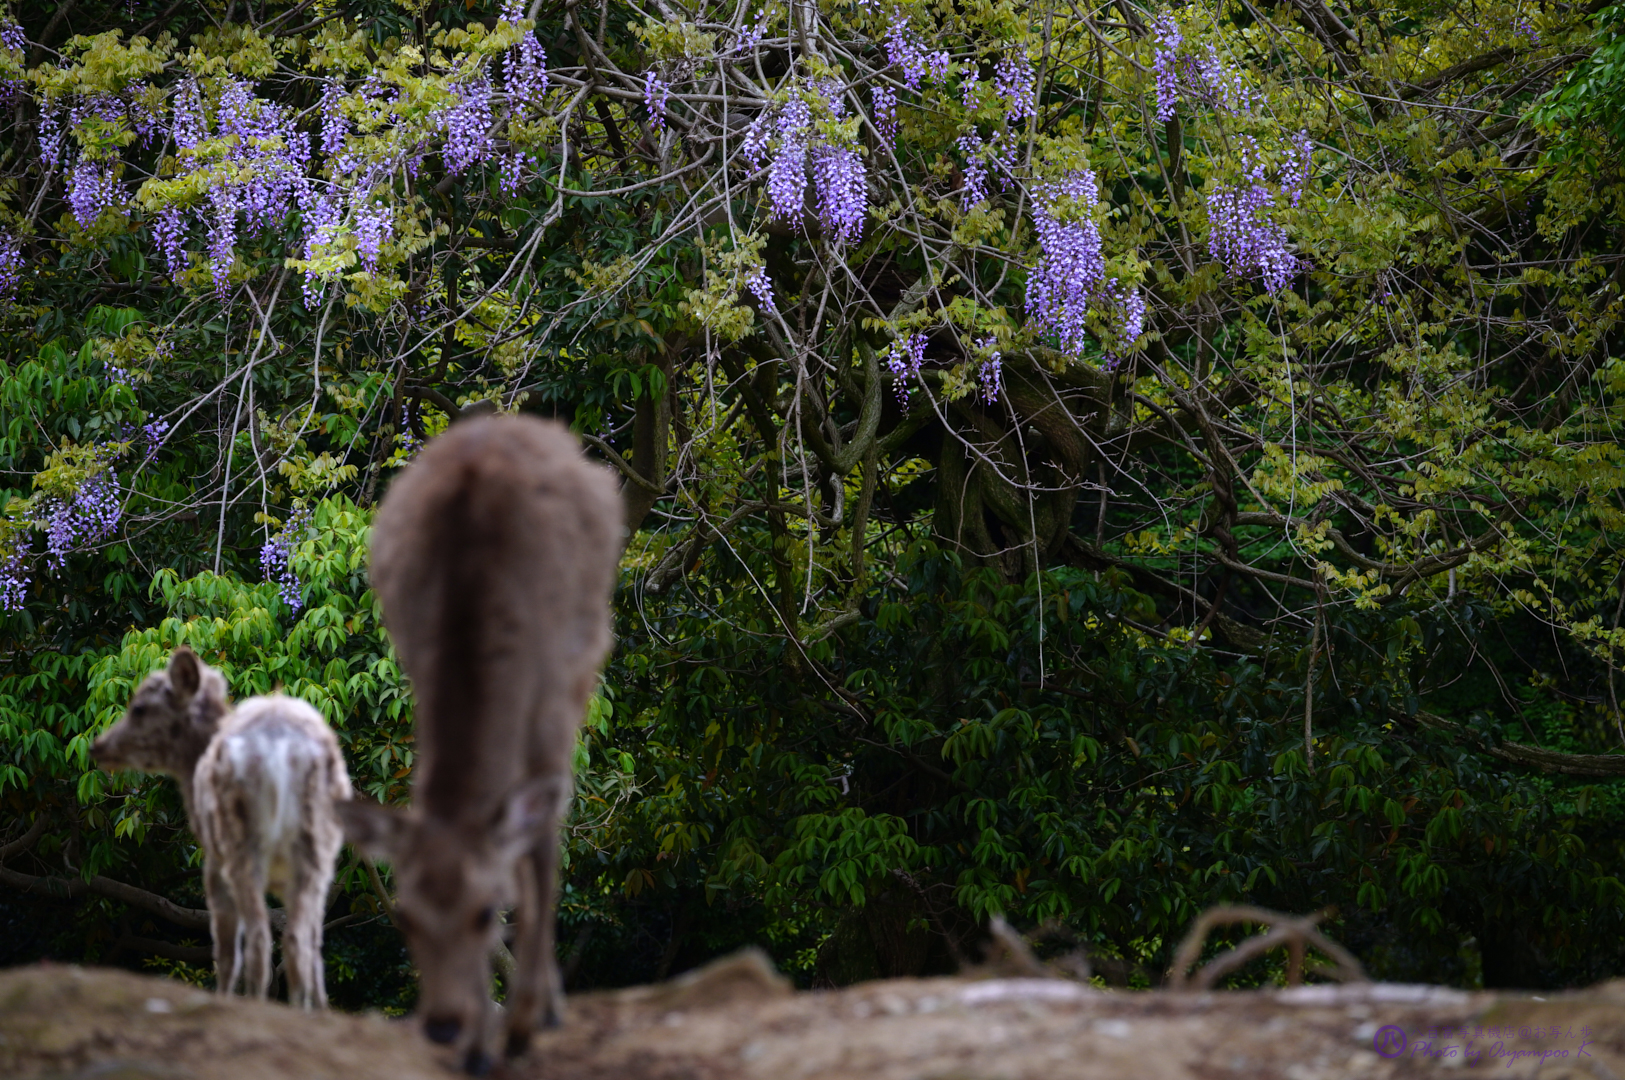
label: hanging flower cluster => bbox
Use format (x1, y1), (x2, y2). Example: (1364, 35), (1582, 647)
(1150, 13), (1253, 118)
(1204, 135), (1305, 293)
(884, 14), (951, 91)
(886, 332), (928, 404)
(872, 85), (898, 143)
(501, 0), (550, 104)
(260, 504), (313, 613)
(956, 130), (1017, 208)
(643, 71), (670, 130)
(38, 455), (123, 571)
(994, 55), (1036, 120)
(0, 232), (23, 304)
(749, 86), (869, 245)
(0, 547), (27, 613)
(975, 336), (1003, 403)
(1023, 169), (1146, 364)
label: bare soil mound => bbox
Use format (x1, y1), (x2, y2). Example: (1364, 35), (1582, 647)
(3, 957), (1625, 1079)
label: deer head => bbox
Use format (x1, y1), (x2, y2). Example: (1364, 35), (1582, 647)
(92, 646), (228, 777)
(337, 777), (564, 1070)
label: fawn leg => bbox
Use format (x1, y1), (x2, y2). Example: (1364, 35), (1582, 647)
(504, 827), (566, 1060)
(228, 861), (273, 999)
(282, 867), (327, 1009)
(204, 857), (241, 995)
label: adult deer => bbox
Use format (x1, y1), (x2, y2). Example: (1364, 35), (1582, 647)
(91, 647), (352, 1007)
(338, 414), (622, 1074)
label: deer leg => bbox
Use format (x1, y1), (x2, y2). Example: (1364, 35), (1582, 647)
(204, 857), (241, 996)
(228, 861), (273, 999)
(502, 834), (565, 1061)
(282, 865), (327, 1009)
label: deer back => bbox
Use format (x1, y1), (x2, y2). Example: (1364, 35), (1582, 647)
(369, 415), (623, 823)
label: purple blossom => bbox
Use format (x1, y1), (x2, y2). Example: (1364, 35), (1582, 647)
(872, 85), (898, 143)
(886, 333), (928, 404)
(746, 266), (776, 312)
(0, 232), (22, 304)
(957, 132), (987, 206)
(644, 71), (669, 130)
(961, 70), (979, 110)
(1204, 136), (1299, 293)
(0, 547), (27, 612)
(1281, 129), (1313, 207)
(140, 417), (170, 464)
(811, 143), (867, 244)
(206, 183), (240, 296)
(0, 21), (24, 53)
(171, 78), (206, 151)
(742, 113), (771, 166)
(994, 55), (1036, 121)
(68, 160), (123, 227)
(42, 465), (122, 570)
(260, 505), (312, 613)
(354, 200), (392, 269)
(734, 13), (767, 54)
(504, 15), (549, 106)
(37, 110), (67, 169)
(319, 80), (349, 156)
(442, 78), (495, 174)
(1024, 169), (1105, 357)
(766, 97), (810, 223)
(1152, 15), (1181, 122)
(975, 335), (1002, 403)
(152, 206), (188, 279)
(885, 16), (951, 92)
(1099, 281), (1145, 369)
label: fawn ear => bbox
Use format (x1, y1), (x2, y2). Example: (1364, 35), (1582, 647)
(493, 776), (570, 858)
(338, 799), (411, 861)
(168, 647), (201, 700)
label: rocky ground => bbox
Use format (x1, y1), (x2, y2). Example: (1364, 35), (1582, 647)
(3, 954), (1624, 1080)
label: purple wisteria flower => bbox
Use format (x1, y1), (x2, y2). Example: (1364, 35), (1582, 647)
(1152, 15), (1182, 122)
(746, 266), (777, 312)
(0, 546), (27, 612)
(994, 55), (1035, 121)
(886, 333), (928, 404)
(0, 232), (23, 304)
(1280, 129), (1313, 206)
(171, 77), (206, 150)
(0, 21), (24, 53)
(354, 201), (392, 270)
(1204, 136), (1300, 293)
(260, 504), (313, 613)
(68, 160), (122, 227)
(885, 15), (951, 91)
(812, 143), (867, 244)
(975, 335), (1002, 403)
(872, 85), (898, 143)
(151, 205), (187, 279)
(41, 465), (122, 571)
(442, 78), (495, 174)
(319, 80), (349, 156)
(766, 97), (811, 222)
(1025, 169), (1105, 356)
(644, 71), (670, 130)
(958, 132), (991, 207)
(502, 0), (550, 105)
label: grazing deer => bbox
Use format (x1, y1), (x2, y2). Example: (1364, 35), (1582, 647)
(337, 414), (622, 1074)
(91, 647), (353, 1007)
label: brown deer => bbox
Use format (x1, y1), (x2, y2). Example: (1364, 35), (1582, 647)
(91, 647), (353, 1007)
(337, 414), (622, 1074)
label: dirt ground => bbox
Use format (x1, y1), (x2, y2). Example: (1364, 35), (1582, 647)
(4, 955), (1625, 1080)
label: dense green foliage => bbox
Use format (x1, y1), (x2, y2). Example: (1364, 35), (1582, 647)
(1, 0), (1624, 1002)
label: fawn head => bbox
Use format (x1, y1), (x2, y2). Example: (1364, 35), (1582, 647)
(92, 646), (226, 776)
(338, 777), (565, 1066)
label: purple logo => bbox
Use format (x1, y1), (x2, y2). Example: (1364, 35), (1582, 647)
(1374, 1026), (1407, 1058)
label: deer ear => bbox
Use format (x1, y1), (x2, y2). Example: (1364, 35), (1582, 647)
(493, 776), (570, 858)
(168, 647), (201, 700)
(337, 799), (411, 861)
